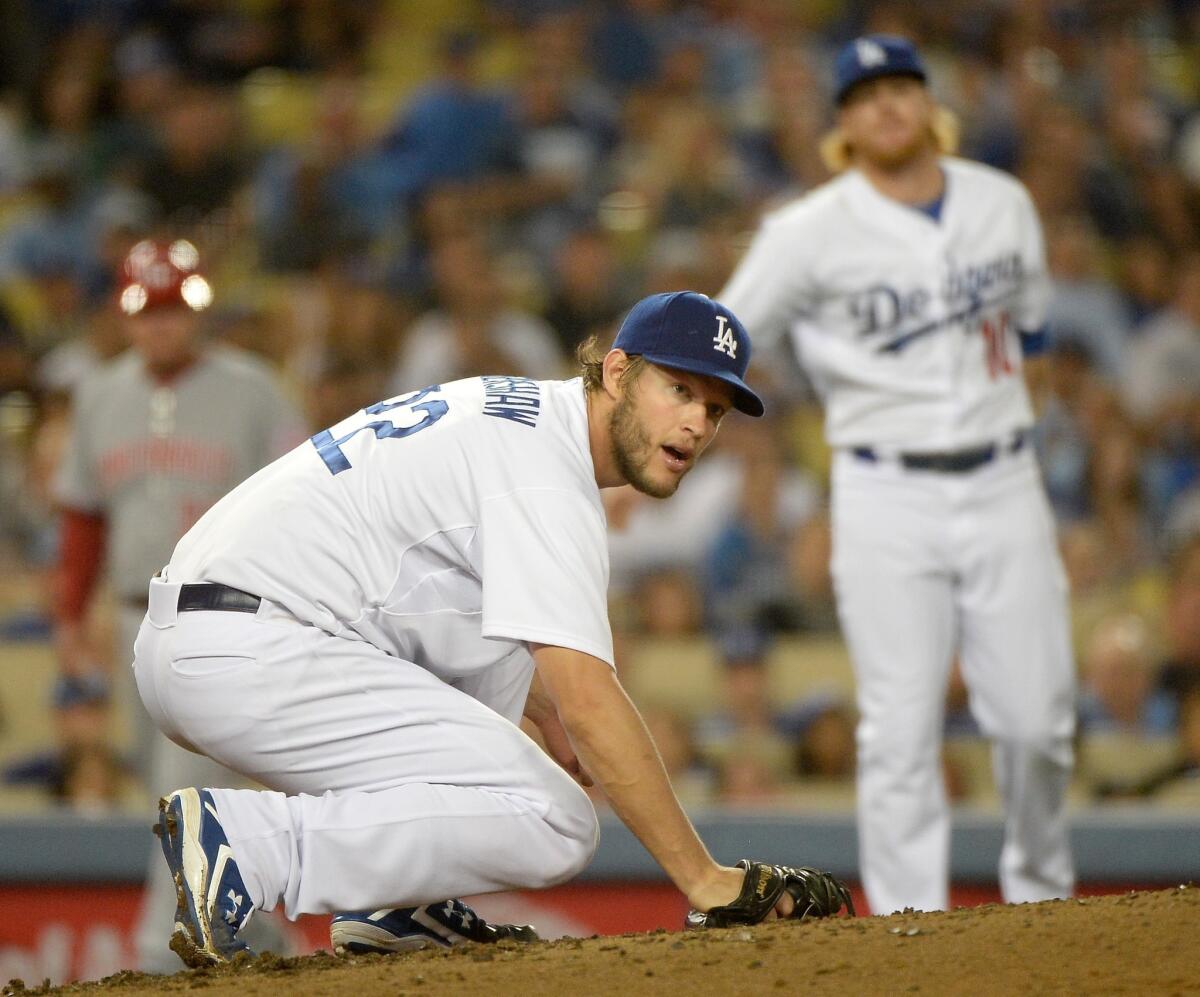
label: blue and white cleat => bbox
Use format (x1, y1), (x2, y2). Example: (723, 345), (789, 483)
(330, 900), (539, 956)
(154, 788), (256, 967)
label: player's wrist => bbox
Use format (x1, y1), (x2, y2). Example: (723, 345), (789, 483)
(686, 864), (747, 913)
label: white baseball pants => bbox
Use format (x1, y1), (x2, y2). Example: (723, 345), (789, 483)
(132, 578), (599, 920)
(120, 606), (288, 970)
(830, 446), (1076, 915)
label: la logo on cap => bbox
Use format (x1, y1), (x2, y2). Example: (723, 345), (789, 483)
(856, 38), (887, 67)
(713, 315), (738, 358)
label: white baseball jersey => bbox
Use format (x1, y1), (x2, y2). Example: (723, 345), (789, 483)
(168, 376), (614, 692)
(720, 156), (1049, 450)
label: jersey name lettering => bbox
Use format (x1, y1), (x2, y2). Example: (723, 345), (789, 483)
(481, 376), (541, 428)
(99, 437), (234, 490)
(848, 251), (1024, 353)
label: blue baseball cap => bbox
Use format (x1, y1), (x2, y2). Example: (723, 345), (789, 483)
(833, 34), (927, 104)
(613, 291), (764, 417)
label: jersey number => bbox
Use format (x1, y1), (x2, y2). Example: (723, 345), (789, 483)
(310, 385), (449, 474)
(981, 312), (1014, 380)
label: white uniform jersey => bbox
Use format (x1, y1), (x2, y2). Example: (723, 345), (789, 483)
(720, 157), (1049, 450)
(168, 376), (613, 690)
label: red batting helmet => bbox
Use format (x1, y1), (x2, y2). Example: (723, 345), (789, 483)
(118, 239), (213, 316)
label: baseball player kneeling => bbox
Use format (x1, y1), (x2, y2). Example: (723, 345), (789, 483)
(133, 291), (853, 967)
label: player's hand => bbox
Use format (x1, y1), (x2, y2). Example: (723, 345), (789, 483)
(688, 865), (795, 917)
(685, 862), (854, 929)
(537, 709), (593, 787)
(522, 668), (593, 786)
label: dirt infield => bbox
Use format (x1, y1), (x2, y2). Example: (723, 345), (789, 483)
(7, 886), (1197, 997)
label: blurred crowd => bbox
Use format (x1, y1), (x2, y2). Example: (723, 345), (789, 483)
(0, 0), (1199, 816)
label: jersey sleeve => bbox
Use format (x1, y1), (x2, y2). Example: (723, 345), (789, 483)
(718, 209), (816, 353)
(479, 486), (614, 666)
(1012, 185), (1051, 354)
(52, 378), (103, 512)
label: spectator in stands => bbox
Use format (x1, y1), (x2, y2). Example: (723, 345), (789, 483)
(22, 26), (117, 187)
(133, 83), (247, 225)
(0, 149), (96, 289)
(1094, 35), (1196, 252)
(1123, 253), (1200, 524)
(702, 416), (818, 640)
(508, 24), (616, 264)
(53, 741), (137, 816)
(8, 384), (71, 570)
(542, 226), (628, 356)
(713, 735), (786, 806)
(388, 229), (563, 391)
(1156, 534), (1200, 709)
(254, 70), (388, 273)
(1122, 253), (1200, 434)
(2, 672), (111, 794)
(786, 511), (841, 635)
(0, 299), (30, 397)
(640, 704), (713, 807)
(1094, 681), (1200, 803)
(693, 628), (791, 793)
(1078, 613), (1175, 736)
(1018, 101), (1137, 242)
(783, 694), (857, 781)
(731, 41), (827, 200)
(635, 568), (703, 638)
(1117, 235), (1173, 329)
(1083, 414), (1157, 572)
(589, 0), (671, 95)
(1035, 339), (1104, 523)
(378, 29), (519, 204)
(1150, 683), (1200, 803)
(1043, 213), (1130, 380)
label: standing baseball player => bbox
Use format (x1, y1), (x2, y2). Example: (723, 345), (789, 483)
(132, 291), (853, 966)
(720, 36), (1076, 914)
(53, 239), (306, 968)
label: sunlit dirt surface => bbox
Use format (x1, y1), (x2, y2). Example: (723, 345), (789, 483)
(9, 886), (1197, 997)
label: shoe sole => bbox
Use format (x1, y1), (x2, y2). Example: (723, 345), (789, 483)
(155, 790), (223, 968)
(330, 921), (442, 957)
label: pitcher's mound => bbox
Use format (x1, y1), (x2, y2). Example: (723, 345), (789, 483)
(8, 886), (1197, 996)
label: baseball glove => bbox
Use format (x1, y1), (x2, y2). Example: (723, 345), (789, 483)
(684, 860), (855, 929)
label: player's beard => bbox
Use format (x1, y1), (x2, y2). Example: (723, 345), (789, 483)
(609, 389), (678, 499)
(857, 117), (937, 172)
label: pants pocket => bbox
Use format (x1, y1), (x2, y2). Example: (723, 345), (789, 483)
(169, 652), (257, 677)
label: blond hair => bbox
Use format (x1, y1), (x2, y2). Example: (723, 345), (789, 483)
(577, 334), (647, 394)
(818, 104), (960, 174)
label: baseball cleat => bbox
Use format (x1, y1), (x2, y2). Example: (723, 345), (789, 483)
(154, 788), (256, 967)
(330, 900), (539, 956)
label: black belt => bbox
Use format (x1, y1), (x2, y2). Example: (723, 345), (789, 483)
(853, 429), (1027, 474)
(177, 583), (262, 614)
